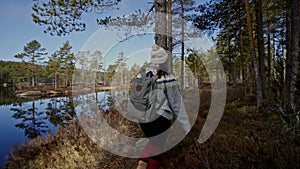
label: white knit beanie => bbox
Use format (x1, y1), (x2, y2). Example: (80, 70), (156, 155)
(150, 44), (168, 64)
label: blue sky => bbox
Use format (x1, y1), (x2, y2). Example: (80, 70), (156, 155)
(0, 0), (149, 62)
(0, 0), (210, 65)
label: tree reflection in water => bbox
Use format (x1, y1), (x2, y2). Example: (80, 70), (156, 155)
(10, 97), (77, 139)
(11, 99), (48, 139)
(46, 97), (76, 126)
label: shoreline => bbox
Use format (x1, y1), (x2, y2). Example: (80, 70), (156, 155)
(14, 84), (130, 98)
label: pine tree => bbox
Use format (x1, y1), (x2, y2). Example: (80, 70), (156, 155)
(57, 41), (75, 86)
(32, 0), (121, 36)
(14, 40), (47, 87)
(47, 52), (61, 89)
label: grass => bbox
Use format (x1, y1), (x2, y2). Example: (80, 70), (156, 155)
(4, 87), (300, 169)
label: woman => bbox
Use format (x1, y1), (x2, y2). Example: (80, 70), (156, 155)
(136, 44), (191, 169)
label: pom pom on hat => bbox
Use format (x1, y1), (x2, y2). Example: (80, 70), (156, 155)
(151, 44), (168, 64)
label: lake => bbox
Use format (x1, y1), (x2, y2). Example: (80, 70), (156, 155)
(0, 87), (110, 167)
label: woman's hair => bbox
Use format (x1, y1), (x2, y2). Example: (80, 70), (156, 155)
(157, 68), (169, 79)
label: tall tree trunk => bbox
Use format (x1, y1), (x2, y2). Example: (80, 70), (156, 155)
(239, 30), (247, 95)
(285, 0), (292, 103)
(233, 57), (237, 86)
(298, 0), (300, 110)
(180, 0), (185, 90)
(154, 0), (169, 73)
(167, 0), (173, 73)
(65, 64), (68, 86)
(280, 27), (285, 103)
(287, 0), (299, 113)
(54, 72), (57, 90)
(267, 0), (272, 84)
(154, 0), (167, 49)
(233, 31), (238, 86)
(31, 53), (35, 87)
(267, 22), (272, 83)
(229, 38), (233, 84)
(255, 0), (266, 97)
(244, 0), (263, 107)
(238, 3), (247, 95)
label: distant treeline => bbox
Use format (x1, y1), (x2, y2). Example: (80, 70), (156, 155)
(0, 61), (49, 86)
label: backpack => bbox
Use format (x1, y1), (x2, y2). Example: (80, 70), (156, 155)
(127, 69), (166, 123)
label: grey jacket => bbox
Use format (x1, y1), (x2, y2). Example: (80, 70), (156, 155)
(155, 73), (191, 133)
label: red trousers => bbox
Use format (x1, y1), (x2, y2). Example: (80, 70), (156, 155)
(139, 116), (171, 169)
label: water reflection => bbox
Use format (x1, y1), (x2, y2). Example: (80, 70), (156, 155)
(46, 97), (76, 126)
(0, 89), (110, 167)
(8, 91), (109, 139)
(0, 87), (23, 105)
(10, 99), (48, 139)
(73, 91), (110, 117)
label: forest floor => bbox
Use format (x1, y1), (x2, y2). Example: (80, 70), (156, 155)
(4, 86), (300, 169)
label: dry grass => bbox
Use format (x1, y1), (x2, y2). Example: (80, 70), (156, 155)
(4, 86), (300, 169)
